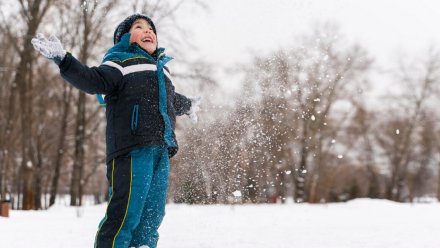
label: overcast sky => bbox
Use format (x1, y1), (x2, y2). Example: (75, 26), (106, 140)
(173, 0), (440, 92)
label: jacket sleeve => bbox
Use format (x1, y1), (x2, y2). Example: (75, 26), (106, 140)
(58, 52), (122, 95)
(174, 92), (192, 116)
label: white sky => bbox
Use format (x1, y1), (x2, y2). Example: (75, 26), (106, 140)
(174, 0), (440, 92)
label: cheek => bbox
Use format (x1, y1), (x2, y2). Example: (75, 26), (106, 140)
(129, 32), (142, 43)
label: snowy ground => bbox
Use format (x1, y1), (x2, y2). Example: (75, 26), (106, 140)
(1, 199), (439, 248)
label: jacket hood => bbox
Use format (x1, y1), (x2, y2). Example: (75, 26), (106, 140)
(103, 33), (167, 63)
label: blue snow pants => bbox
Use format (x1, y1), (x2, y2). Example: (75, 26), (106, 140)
(94, 146), (170, 248)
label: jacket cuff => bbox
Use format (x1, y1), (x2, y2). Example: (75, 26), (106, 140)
(58, 52), (72, 72)
(185, 98), (193, 115)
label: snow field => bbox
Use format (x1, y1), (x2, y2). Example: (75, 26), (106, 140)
(0, 199), (439, 248)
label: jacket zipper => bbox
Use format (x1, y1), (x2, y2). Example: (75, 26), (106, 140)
(131, 104), (139, 132)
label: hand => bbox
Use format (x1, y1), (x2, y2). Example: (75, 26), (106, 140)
(188, 96), (202, 123)
(31, 33), (66, 65)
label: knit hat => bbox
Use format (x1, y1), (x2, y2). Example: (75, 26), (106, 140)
(113, 14), (157, 44)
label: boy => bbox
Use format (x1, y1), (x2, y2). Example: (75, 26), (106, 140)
(31, 14), (200, 248)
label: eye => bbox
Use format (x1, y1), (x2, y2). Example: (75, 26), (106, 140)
(135, 25), (142, 29)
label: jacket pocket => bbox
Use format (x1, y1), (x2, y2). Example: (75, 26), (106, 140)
(131, 104), (139, 133)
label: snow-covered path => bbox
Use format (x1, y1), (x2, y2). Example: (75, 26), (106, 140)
(1, 199), (439, 248)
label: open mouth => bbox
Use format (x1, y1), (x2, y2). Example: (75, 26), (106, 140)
(141, 37), (153, 43)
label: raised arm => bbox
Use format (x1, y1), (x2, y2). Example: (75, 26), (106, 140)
(58, 53), (122, 95)
(32, 33), (122, 95)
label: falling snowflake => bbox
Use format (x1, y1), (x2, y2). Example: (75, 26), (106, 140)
(232, 190), (242, 197)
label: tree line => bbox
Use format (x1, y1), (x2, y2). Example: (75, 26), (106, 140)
(171, 25), (440, 204)
(0, 0), (206, 210)
(1, 1), (439, 210)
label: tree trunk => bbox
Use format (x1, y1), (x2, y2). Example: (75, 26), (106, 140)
(70, 5), (91, 206)
(17, 35), (36, 210)
(10, 0), (52, 210)
(294, 122), (309, 203)
(34, 152), (43, 210)
(437, 161), (440, 202)
(21, 166), (35, 210)
(0, 82), (17, 201)
(49, 85), (72, 207)
(70, 91), (86, 206)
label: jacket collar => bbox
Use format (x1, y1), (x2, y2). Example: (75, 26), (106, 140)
(103, 33), (172, 64)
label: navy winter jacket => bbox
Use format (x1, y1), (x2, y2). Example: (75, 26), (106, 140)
(58, 33), (191, 162)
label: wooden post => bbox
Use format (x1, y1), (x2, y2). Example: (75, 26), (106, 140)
(0, 200), (10, 217)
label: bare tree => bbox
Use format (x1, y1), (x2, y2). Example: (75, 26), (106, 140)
(62, 0), (119, 206)
(0, 11), (20, 203)
(377, 50), (440, 202)
(282, 25), (372, 203)
(408, 113), (437, 201)
(347, 103), (382, 198)
(0, 0), (55, 210)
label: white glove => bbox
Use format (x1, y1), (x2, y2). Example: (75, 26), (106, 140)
(188, 96), (202, 123)
(31, 33), (66, 64)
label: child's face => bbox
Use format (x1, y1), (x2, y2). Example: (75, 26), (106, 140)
(129, 19), (157, 55)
